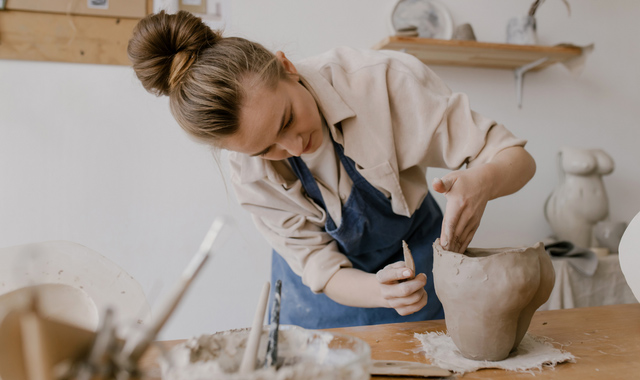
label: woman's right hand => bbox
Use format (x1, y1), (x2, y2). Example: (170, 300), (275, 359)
(376, 262), (428, 316)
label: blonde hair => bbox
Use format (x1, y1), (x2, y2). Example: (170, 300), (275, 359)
(127, 11), (287, 146)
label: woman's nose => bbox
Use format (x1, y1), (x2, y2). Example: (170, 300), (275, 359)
(278, 132), (304, 156)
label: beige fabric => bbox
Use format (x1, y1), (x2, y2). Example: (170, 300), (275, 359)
(538, 255), (638, 310)
(415, 331), (575, 374)
(229, 47), (526, 293)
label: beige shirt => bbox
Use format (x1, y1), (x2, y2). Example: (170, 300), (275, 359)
(229, 47), (526, 293)
(296, 122), (352, 226)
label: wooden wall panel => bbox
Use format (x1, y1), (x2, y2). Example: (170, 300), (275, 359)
(0, 0), (153, 65)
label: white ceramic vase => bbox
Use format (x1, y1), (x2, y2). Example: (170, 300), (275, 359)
(433, 239), (555, 361)
(544, 147), (614, 248)
(506, 15), (537, 45)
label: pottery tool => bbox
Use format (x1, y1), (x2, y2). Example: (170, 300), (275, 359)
(239, 281), (271, 374)
(402, 240), (415, 279)
(371, 360), (451, 378)
(118, 217), (227, 371)
(264, 279), (282, 368)
(74, 308), (116, 380)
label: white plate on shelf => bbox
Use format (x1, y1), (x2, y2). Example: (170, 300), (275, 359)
(391, 0), (453, 40)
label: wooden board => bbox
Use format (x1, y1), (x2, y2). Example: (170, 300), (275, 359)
(373, 36), (584, 71)
(371, 360), (450, 377)
(0, 9), (139, 65)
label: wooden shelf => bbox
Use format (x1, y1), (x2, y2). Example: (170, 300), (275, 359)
(373, 36), (584, 71)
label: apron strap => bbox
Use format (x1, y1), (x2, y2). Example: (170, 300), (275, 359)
(287, 156), (327, 210)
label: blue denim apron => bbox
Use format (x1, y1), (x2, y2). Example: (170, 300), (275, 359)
(271, 139), (444, 329)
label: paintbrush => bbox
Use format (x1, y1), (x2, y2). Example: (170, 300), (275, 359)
(402, 240), (415, 279)
(264, 279), (282, 368)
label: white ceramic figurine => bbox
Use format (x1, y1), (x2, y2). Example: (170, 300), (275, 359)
(544, 147), (614, 248)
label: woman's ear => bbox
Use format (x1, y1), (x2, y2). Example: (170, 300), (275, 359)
(275, 51), (299, 80)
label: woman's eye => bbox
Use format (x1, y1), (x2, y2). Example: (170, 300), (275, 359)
(283, 112), (294, 130)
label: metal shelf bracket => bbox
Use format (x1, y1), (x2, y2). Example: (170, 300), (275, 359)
(514, 57), (549, 108)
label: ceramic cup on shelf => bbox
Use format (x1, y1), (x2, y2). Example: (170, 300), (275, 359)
(453, 23), (477, 41)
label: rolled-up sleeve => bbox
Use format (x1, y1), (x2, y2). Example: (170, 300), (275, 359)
(377, 49), (526, 172)
(229, 155), (352, 293)
(424, 92), (526, 170)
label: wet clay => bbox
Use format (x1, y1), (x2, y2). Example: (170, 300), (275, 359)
(161, 326), (370, 380)
(432, 239), (555, 361)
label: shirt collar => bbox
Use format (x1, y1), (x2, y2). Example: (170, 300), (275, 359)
(297, 63), (355, 145)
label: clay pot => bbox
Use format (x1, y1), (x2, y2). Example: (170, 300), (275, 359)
(432, 239), (555, 361)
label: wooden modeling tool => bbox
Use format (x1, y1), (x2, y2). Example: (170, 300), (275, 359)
(20, 311), (53, 380)
(371, 360), (451, 377)
(264, 279), (282, 368)
(74, 308), (116, 380)
(239, 281), (271, 374)
(402, 240), (415, 279)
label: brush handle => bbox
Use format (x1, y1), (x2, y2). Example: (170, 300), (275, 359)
(239, 281), (271, 374)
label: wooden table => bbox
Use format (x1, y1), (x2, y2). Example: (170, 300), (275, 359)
(141, 303), (640, 379)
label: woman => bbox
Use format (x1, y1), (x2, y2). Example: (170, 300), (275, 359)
(128, 11), (536, 329)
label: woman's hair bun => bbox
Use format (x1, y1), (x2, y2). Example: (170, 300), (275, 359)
(128, 10), (221, 96)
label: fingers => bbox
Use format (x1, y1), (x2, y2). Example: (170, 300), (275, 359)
(440, 193), (485, 253)
(376, 262), (413, 283)
(458, 222), (479, 253)
(379, 273), (426, 298)
(440, 199), (463, 251)
(394, 291), (428, 316)
(432, 176), (454, 194)
(378, 273), (428, 316)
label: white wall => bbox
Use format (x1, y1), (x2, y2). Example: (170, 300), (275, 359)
(0, 0), (638, 340)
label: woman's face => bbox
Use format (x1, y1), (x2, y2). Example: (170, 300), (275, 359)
(222, 53), (323, 161)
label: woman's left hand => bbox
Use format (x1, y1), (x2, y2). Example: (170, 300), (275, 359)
(432, 167), (491, 253)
